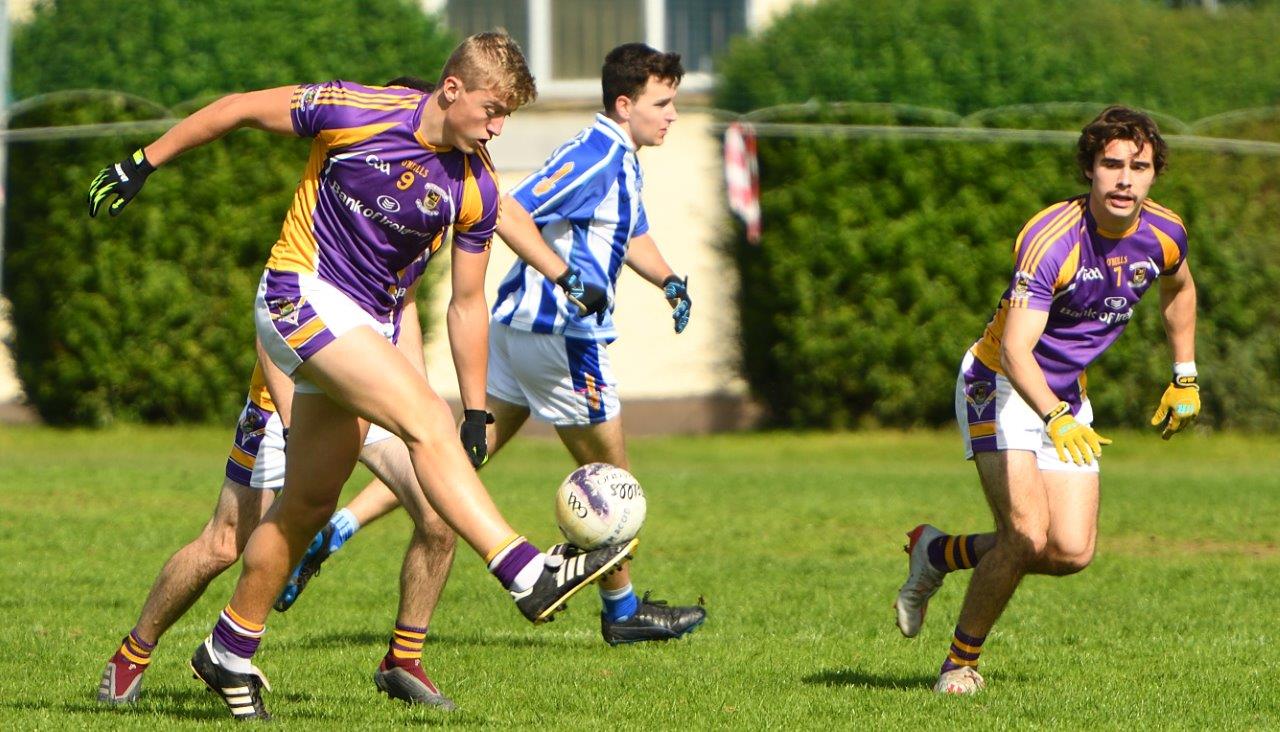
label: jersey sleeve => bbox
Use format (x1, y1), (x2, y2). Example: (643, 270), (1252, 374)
(1007, 201), (1085, 311)
(453, 150), (500, 254)
(1152, 217), (1188, 275)
(290, 80), (419, 138)
(509, 138), (617, 224)
(633, 201), (650, 237)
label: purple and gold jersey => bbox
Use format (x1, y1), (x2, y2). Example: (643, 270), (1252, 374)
(266, 80), (500, 320)
(971, 195), (1188, 409)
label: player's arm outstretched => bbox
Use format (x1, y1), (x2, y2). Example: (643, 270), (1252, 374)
(1002, 307), (1111, 465)
(625, 233), (691, 333)
(496, 196), (610, 320)
(88, 86), (298, 217)
(1151, 261), (1200, 439)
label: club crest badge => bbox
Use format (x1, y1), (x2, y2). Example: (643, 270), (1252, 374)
(965, 380), (996, 416)
(416, 183), (450, 215)
(239, 408), (267, 440)
(1129, 263), (1151, 288)
(1012, 271), (1032, 297)
(298, 86), (320, 112)
(269, 297), (303, 326)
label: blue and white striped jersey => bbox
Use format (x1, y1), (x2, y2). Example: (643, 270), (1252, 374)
(491, 114), (649, 340)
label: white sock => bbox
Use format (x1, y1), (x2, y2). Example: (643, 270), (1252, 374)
(331, 507), (360, 542)
(600, 583), (634, 601)
(510, 554), (546, 593)
(209, 636), (253, 674)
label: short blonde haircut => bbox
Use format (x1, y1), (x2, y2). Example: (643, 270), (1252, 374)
(439, 31), (537, 109)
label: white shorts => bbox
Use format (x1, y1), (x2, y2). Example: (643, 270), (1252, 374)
(226, 397), (395, 492)
(487, 323), (620, 426)
(955, 351), (1099, 474)
(255, 270), (395, 394)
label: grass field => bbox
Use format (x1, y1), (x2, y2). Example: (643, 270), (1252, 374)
(1, 425), (1277, 729)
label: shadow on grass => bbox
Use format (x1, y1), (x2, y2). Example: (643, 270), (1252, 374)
(278, 629), (577, 651)
(0, 695), (486, 726)
(803, 668), (936, 691)
(276, 629), (390, 650)
(0, 694), (223, 722)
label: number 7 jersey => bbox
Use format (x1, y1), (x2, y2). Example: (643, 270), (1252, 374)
(970, 195), (1189, 409)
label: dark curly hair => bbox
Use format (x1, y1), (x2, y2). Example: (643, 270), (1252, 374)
(1076, 106), (1168, 182)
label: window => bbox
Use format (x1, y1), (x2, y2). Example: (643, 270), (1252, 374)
(552, 0), (644, 79)
(442, 0), (752, 96)
(446, 0), (531, 56)
(666, 0), (748, 75)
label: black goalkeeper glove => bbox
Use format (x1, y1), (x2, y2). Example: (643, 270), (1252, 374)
(88, 149), (156, 217)
(663, 275), (692, 334)
(556, 268), (609, 324)
(459, 409), (495, 468)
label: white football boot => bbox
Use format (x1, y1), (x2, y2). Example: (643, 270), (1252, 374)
(894, 524), (946, 637)
(933, 666), (986, 695)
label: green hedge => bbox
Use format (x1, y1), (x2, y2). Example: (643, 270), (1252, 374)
(716, 0), (1280, 430)
(5, 0), (454, 424)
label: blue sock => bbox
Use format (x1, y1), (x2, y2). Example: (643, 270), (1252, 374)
(600, 584), (638, 622)
(328, 508), (361, 553)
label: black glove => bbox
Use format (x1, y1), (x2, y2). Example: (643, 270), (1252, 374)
(556, 268), (609, 325)
(460, 409), (495, 468)
(88, 149), (156, 217)
(663, 275), (692, 334)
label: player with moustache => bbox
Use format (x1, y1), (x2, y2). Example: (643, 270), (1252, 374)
(892, 106), (1201, 694)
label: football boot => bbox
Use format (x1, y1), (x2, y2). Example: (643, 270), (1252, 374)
(894, 524), (946, 638)
(189, 637), (272, 721)
(513, 539), (637, 623)
(601, 591), (707, 645)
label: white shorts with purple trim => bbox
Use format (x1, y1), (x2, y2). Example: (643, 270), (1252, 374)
(955, 350), (1099, 474)
(487, 322), (620, 426)
(255, 269), (395, 395)
(225, 396), (395, 491)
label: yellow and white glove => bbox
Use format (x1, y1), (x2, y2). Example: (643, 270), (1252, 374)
(1151, 374), (1200, 440)
(1044, 401), (1111, 465)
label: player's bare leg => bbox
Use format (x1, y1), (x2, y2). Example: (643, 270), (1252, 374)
(1029, 470), (1099, 576)
(934, 451), (1044, 693)
(98, 479), (273, 704)
(275, 397), (531, 613)
(198, 329), (633, 714)
(355, 438), (459, 709)
(139, 480), (274, 644)
(231, 391), (365, 621)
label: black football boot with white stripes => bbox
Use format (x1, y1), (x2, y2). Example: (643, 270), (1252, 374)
(513, 539), (638, 623)
(189, 637), (272, 721)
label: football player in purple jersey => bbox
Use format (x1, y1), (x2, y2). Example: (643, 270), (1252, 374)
(88, 34), (631, 721)
(891, 107), (1201, 694)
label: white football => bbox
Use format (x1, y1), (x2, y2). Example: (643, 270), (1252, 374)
(555, 463), (647, 550)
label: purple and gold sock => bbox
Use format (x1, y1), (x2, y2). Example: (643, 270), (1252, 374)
(389, 622), (427, 662)
(940, 626), (986, 673)
(927, 533), (981, 573)
(486, 535), (543, 592)
(210, 605), (265, 673)
(118, 628), (155, 667)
